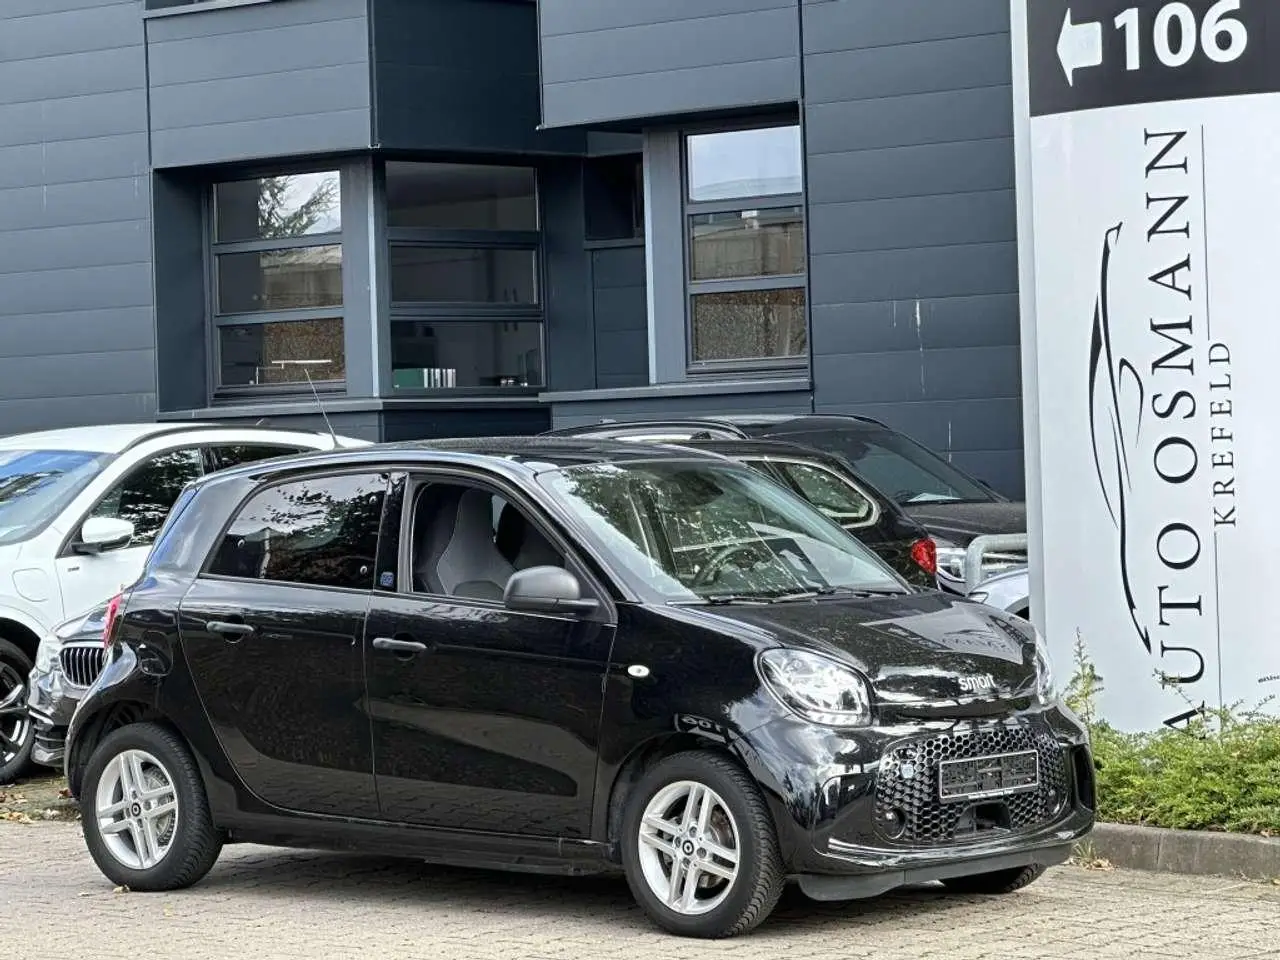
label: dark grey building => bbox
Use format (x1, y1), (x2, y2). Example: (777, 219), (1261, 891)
(0, 0), (1025, 495)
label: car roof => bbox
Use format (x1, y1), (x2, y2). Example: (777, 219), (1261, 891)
(0, 422), (352, 456)
(190, 435), (736, 488)
(545, 413), (890, 439)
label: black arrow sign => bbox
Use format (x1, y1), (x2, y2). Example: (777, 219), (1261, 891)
(1028, 0), (1276, 117)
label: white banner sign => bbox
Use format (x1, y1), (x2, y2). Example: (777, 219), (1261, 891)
(1020, 0), (1280, 730)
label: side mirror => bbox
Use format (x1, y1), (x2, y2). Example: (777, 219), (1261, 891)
(504, 566), (599, 616)
(76, 517), (135, 555)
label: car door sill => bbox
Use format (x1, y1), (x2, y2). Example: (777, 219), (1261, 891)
(219, 811), (617, 876)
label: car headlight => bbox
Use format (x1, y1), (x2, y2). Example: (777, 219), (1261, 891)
(1033, 629), (1055, 704)
(968, 589), (989, 604)
(757, 648), (872, 727)
(34, 634), (61, 674)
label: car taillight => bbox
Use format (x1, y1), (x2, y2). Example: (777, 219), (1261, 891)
(910, 538), (938, 576)
(102, 592), (125, 649)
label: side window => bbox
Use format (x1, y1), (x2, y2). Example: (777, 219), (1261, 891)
(90, 448), (205, 546)
(774, 462), (875, 527)
(409, 481), (564, 601)
(206, 444), (309, 472)
(207, 473), (387, 589)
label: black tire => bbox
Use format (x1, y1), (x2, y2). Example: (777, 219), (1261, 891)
(620, 751), (785, 938)
(0, 638), (35, 785)
(80, 722), (223, 891)
(941, 864), (1046, 895)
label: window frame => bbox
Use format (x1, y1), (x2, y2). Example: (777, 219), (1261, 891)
(205, 165), (348, 399)
(199, 468), (393, 594)
(679, 121), (809, 376)
(381, 160), (546, 398)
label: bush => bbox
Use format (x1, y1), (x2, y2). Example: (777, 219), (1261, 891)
(1063, 636), (1280, 835)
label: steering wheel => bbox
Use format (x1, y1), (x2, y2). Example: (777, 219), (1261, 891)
(691, 543), (765, 587)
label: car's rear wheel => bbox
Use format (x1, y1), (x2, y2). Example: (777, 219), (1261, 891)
(81, 722), (222, 891)
(941, 863), (1046, 895)
(0, 639), (35, 785)
(620, 752), (784, 938)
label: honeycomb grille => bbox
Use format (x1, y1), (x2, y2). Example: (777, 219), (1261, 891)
(59, 643), (107, 688)
(873, 723), (1068, 846)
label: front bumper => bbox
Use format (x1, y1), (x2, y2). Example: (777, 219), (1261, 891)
(739, 704), (1096, 896)
(26, 664), (82, 768)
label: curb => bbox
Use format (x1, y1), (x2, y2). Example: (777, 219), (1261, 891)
(1085, 822), (1280, 880)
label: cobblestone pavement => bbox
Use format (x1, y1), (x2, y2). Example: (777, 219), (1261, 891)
(2, 821), (1277, 960)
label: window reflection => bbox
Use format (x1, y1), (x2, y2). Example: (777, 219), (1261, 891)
(686, 126), (802, 202)
(215, 172), (341, 243)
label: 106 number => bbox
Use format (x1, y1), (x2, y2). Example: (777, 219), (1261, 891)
(1115, 0), (1248, 71)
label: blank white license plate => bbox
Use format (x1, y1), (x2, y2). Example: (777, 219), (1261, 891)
(938, 749), (1039, 802)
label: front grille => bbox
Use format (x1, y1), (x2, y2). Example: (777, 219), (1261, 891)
(59, 643), (107, 688)
(874, 722), (1068, 846)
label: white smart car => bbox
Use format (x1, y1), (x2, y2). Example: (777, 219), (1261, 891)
(0, 422), (368, 782)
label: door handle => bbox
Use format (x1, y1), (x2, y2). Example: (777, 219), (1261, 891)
(206, 621), (256, 639)
(372, 636), (428, 657)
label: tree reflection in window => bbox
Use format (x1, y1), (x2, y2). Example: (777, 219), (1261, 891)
(209, 474), (387, 589)
(91, 449), (204, 546)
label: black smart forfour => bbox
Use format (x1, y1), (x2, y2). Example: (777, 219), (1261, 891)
(64, 438), (1095, 939)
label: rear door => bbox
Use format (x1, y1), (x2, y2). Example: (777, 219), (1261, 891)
(178, 469), (391, 818)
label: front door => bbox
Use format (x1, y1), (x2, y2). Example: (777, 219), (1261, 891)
(364, 474), (613, 838)
(179, 470), (391, 818)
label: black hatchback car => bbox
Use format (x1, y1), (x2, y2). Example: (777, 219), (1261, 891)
(65, 438), (1094, 939)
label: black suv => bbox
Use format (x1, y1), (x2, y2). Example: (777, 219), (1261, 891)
(65, 438), (1093, 939)
(546, 416), (1028, 592)
(593, 436), (937, 587)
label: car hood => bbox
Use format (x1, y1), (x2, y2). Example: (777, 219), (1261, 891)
(902, 501), (1027, 545)
(683, 591), (1038, 713)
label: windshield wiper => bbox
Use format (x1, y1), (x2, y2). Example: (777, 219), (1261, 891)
(771, 585), (907, 602)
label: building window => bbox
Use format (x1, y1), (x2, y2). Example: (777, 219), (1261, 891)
(585, 154), (644, 242)
(385, 162), (543, 392)
(683, 125), (806, 368)
(210, 170), (345, 393)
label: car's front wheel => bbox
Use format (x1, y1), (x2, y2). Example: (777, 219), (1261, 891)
(0, 638), (35, 784)
(81, 722), (223, 891)
(941, 863), (1046, 895)
(620, 752), (784, 938)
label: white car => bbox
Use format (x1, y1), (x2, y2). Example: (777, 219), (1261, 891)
(0, 422), (368, 782)
(967, 565), (1031, 621)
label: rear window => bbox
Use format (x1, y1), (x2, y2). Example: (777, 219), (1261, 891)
(206, 473), (388, 590)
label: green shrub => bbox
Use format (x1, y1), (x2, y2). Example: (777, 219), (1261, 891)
(1063, 636), (1280, 835)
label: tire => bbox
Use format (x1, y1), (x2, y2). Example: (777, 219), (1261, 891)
(941, 864), (1046, 895)
(80, 722), (223, 891)
(620, 751), (785, 938)
(0, 638), (35, 785)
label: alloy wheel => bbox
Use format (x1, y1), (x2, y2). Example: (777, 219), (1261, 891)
(94, 749), (180, 870)
(636, 780), (741, 916)
(0, 662), (31, 767)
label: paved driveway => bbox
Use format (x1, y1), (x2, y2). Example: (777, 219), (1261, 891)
(2, 820), (1277, 960)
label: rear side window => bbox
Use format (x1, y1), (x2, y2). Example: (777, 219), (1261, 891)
(207, 473), (388, 590)
(206, 444), (309, 472)
(774, 462), (875, 527)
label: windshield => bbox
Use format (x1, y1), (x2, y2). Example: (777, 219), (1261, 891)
(774, 429), (997, 505)
(0, 449), (114, 547)
(538, 460), (904, 602)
